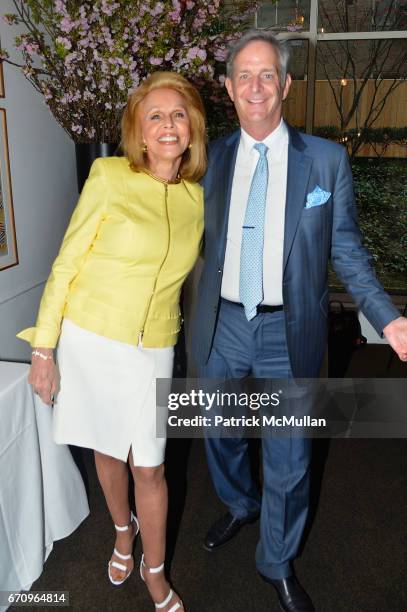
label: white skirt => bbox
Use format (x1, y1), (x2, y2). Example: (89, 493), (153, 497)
(53, 319), (174, 467)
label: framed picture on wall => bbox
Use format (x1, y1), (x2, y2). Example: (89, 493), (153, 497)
(0, 61), (4, 98)
(0, 108), (18, 270)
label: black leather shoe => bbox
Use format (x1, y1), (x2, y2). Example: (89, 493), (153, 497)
(203, 511), (259, 551)
(259, 574), (314, 612)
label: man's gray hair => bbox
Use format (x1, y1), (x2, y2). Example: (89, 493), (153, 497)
(226, 29), (291, 88)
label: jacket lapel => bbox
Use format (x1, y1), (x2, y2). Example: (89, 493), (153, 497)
(215, 131), (240, 263)
(283, 127), (313, 272)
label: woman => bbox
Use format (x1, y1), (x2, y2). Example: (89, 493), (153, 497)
(17, 71), (206, 611)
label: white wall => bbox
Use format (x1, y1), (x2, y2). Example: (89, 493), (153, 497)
(0, 5), (77, 361)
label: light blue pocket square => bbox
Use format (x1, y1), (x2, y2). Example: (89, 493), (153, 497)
(305, 186), (331, 209)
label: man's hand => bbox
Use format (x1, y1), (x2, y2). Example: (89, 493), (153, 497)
(383, 317), (407, 362)
(28, 348), (59, 405)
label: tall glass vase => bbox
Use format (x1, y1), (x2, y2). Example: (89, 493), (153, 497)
(75, 143), (119, 193)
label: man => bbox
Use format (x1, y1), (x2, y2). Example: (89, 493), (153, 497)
(191, 29), (407, 611)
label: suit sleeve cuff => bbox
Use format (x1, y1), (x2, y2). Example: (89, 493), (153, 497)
(380, 314), (401, 338)
(16, 327), (58, 349)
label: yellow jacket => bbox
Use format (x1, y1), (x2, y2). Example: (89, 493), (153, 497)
(17, 157), (203, 348)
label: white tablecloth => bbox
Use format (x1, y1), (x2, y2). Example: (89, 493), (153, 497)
(0, 361), (89, 607)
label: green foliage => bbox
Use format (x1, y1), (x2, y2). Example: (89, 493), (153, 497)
(314, 126), (407, 159)
(330, 159), (407, 293)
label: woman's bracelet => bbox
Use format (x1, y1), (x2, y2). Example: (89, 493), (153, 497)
(32, 349), (53, 361)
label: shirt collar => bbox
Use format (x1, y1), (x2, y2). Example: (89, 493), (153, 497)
(240, 119), (288, 161)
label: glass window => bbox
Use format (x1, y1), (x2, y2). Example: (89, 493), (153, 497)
(318, 0), (407, 33)
(258, 0), (311, 32)
(315, 39), (407, 292)
(256, 0), (407, 292)
(283, 39), (309, 128)
(315, 39), (407, 157)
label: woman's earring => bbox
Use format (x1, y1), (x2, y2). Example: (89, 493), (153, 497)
(188, 143), (192, 150)
(142, 143), (148, 153)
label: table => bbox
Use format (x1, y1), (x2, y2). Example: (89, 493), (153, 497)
(0, 362), (89, 608)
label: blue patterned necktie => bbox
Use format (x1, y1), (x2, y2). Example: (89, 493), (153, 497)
(239, 142), (269, 321)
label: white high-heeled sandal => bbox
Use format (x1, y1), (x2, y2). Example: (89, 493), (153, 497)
(140, 553), (183, 611)
(108, 511), (139, 586)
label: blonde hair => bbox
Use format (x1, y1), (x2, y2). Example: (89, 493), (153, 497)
(121, 72), (207, 182)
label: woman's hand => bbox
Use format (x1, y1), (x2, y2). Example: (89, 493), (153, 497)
(28, 348), (59, 405)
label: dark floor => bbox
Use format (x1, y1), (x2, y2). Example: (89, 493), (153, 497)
(16, 346), (407, 612)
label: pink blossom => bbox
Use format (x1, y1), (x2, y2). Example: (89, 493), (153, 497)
(187, 47), (206, 61)
(187, 47), (198, 60)
(54, 1), (66, 14)
(193, 15), (205, 29)
(169, 10), (181, 22)
(83, 89), (94, 100)
(3, 0), (258, 143)
(197, 48), (207, 61)
(15, 35), (27, 51)
(101, 3), (114, 16)
(3, 14), (18, 25)
(56, 36), (72, 50)
(25, 42), (40, 56)
(151, 2), (165, 16)
(22, 65), (34, 77)
(99, 78), (109, 92)
(117, 75), (126, 90)
(60, 17), (75, 33)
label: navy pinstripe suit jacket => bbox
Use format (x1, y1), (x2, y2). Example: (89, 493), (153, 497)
(191, 125), (399, 377)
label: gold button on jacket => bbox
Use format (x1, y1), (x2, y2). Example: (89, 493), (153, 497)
(17, 157), (204, 348)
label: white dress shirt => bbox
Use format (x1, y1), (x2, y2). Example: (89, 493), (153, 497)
(221, 119), (289, 305)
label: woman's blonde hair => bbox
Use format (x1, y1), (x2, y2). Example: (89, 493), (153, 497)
(121, 72), (207, 182)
